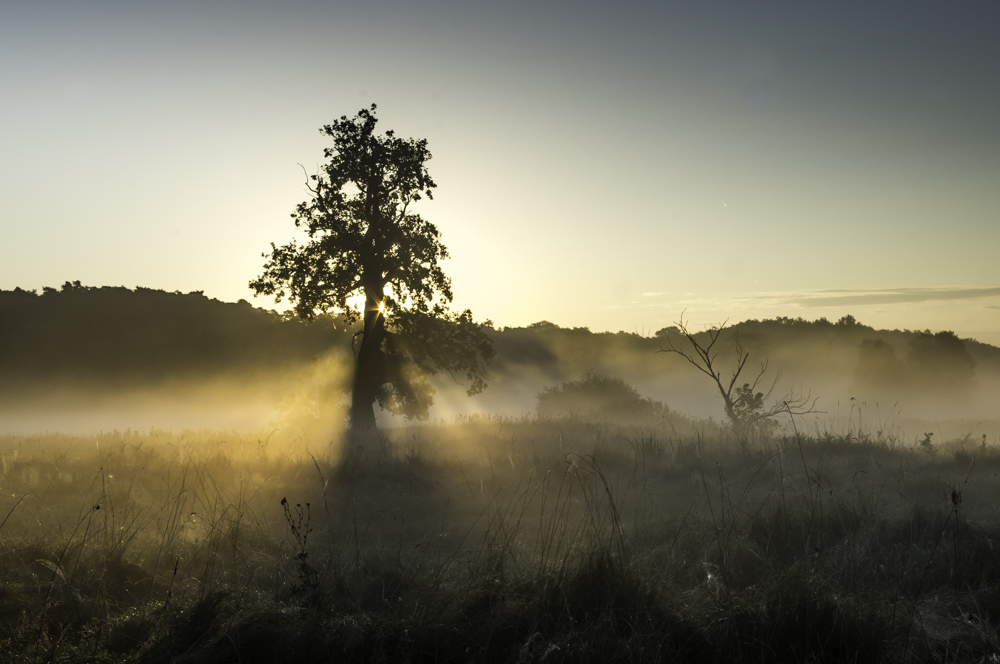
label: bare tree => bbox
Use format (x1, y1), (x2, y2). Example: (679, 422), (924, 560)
(657, 314), (819, 435)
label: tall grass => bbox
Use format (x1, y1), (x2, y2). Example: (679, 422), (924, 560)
(1, 419), (999, 662)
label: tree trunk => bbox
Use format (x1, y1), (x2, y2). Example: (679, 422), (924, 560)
(717, 385), (742, 432)
(348, 294), (385, 433)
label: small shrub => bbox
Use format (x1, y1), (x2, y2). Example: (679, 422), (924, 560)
(536, 372), (670, 425)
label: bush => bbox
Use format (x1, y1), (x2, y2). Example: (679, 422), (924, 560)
(536, 372), (670, 424)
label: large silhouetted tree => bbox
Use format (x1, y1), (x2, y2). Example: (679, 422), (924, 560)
(250, 105), (494, 433)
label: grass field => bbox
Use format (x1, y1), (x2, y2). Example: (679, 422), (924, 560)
(2, 417), (999, 662)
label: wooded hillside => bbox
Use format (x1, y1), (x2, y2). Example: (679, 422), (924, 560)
(3, 283), (998, 419)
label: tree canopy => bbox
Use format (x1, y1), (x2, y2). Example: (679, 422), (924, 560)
(250, 105), (494, 431)
(0, 282), (344, 384)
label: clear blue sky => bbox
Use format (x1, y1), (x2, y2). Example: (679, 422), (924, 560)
(3, 1), (999, 343)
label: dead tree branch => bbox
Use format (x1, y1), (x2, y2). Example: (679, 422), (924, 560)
(658, 312), (821, 434)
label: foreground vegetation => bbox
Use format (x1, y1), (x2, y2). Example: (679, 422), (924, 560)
(2, 418), (999, 663)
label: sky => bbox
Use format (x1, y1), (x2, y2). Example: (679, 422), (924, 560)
(3, 1), (999, 344)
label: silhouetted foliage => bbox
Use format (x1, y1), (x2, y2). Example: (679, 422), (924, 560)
(2, 291), (994, 421)
(0, 282), (347, 390)
(851, 331), (977, 405)
(249, 106), (494, 431)
(907, 330), (976, 394)
(855, 338), (908, 393)
(536, 372), (670, 423)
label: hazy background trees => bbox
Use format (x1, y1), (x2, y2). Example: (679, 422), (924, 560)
(854, 329), (976, 407)
(0, 282), (347, 383)
(535, 372), (671, 425)
(2, 287), (997, 434)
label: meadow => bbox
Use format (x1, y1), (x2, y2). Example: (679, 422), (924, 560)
(3, 414), (999, 663)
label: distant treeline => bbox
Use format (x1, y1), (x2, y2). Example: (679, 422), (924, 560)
(0, 282), (352, 387)
(2, 284), (995, 407)
(492, 315), (994, 409)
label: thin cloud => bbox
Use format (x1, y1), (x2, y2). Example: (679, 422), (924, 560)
(769, 287), (1000, 308)
(613, 287), (1000, 315)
